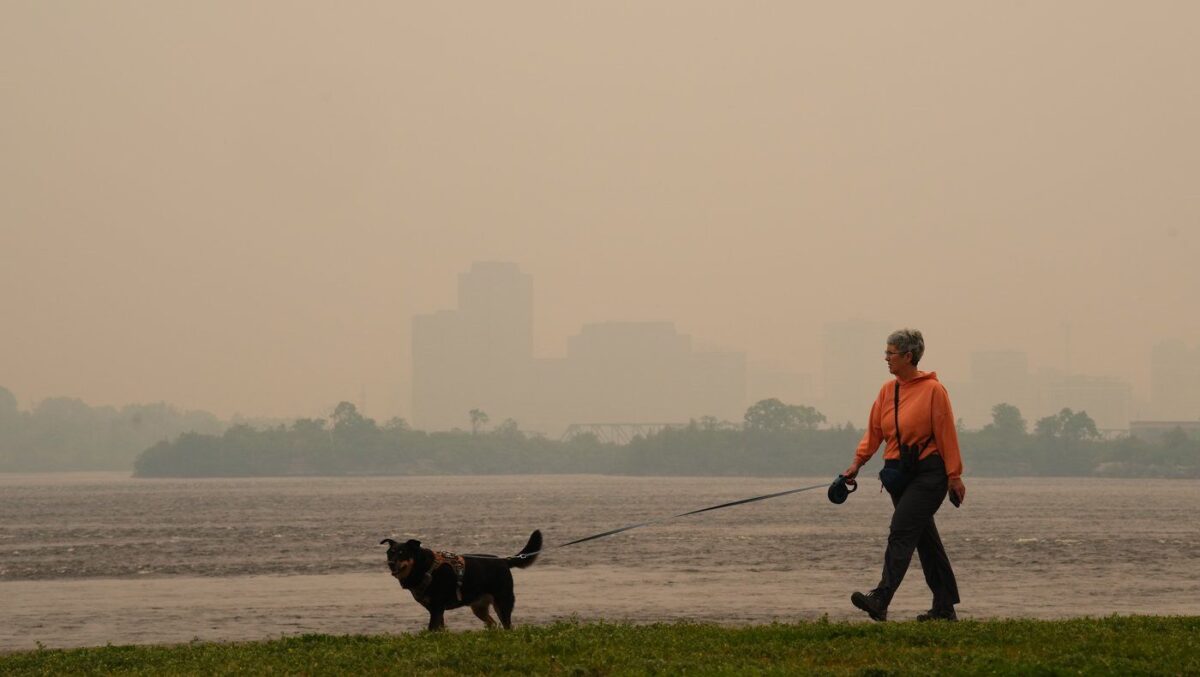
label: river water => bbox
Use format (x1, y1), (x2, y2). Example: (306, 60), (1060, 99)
(1, 472), (1197, 650)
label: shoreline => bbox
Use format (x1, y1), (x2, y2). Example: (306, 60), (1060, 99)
(5, 565), (1200, 651)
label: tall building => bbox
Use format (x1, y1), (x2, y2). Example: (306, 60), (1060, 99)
(957, 351), (1032, 428)
(822, 319), (890, 426)
(1033, 370), (1132, 432)
(413, 264), (746, 435)
(1151, 340), (1200, 420)
(747, 360), (816, 411)
(457, 262), (534, 363)
(411, 262), (533, 431)
(530, 322), (745, 431)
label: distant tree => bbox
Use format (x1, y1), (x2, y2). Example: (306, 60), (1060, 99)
(382, 417), (411, 432)
(743, 398), (826, 433)
(34, 396), (93, 423)
(494, 418), (521, 437)
(1034, 412), (1060, 438)
(0, 386), (20, 466)
(469, 409), (490, 435)
(291, 418), (327, 435)
(985, 403), (1027, 437)
(332, 402), (365, 430)
(1035, 408), (1099, 446)
(222, 423), (258, 443)
(1162, 426), (1191, 450)
(328, 402), (377, 459)
(0, 386), (18, 421)
(697, 415), (737, 432)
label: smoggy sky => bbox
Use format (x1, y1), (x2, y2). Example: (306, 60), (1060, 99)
(3, 1), (1198, 420)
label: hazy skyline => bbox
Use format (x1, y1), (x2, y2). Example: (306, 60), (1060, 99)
(4, 2), (1198, 420)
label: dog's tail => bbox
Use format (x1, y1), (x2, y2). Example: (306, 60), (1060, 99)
(507, 529), (542, 569)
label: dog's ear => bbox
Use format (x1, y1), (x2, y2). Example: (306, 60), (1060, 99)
(380, 538), (399, 547)
(405, 539), (421, 549)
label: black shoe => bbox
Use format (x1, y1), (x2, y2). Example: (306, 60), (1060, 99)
(851, 591), (888, 622)
(916, 608), (957, 622)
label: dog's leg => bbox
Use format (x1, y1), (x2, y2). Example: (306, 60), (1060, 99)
(471, 603), (497, 628)
(427, 606), (446, 632)
(494, 592), (515, 630)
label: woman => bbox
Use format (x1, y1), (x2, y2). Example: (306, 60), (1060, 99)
(842, 328), (965, 622)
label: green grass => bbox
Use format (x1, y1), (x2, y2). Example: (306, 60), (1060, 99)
(3, 616), (1199, 675)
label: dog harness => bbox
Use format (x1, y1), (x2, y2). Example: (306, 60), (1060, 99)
(404, 551), (467, 603)
(433, 550), (467, 598)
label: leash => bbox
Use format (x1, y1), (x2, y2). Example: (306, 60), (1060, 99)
(514, 481), (829, 559)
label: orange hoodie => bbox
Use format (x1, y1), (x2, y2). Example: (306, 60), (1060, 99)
(853, 371), (964, 480)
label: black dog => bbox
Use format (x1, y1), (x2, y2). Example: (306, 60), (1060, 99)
(380, 530), (541, 631)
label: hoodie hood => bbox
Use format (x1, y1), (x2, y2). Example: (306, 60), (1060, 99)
(898, 370), (939, 385)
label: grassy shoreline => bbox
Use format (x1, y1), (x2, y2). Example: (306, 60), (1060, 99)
(3, 616), (1199, 675)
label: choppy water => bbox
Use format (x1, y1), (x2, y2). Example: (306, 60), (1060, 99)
(1, 472), (1197, 649)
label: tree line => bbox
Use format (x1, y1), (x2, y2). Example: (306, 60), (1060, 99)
(132, 399), (1200, 478)
(2, 383), (1194, 477)
(0, 386), (223, 471)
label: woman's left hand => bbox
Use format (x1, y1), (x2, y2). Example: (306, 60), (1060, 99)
(948, 477), (966, 506)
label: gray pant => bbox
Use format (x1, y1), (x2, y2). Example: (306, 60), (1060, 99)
(874, 454), (960, 610)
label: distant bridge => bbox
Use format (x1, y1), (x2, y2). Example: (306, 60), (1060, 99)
(560, 422), (688, 445)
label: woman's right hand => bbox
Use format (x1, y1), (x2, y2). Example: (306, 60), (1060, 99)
(843, 462), (860, 479)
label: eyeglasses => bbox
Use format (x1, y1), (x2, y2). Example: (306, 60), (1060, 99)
(884, 351), (907, 359)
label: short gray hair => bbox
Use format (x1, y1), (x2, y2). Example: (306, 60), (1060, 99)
(887, 328), (925, 366)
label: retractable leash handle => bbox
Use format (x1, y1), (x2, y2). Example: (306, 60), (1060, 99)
(827, 474), (857, 504)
